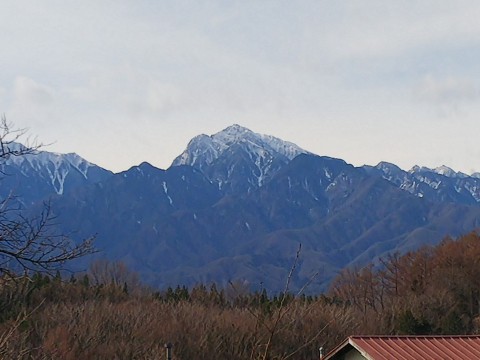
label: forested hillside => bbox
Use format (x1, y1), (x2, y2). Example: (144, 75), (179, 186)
(1, 232), (480, 359)
(330, 231), (480, 336)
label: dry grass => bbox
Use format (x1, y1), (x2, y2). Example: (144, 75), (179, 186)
(0, 290), (354, 360)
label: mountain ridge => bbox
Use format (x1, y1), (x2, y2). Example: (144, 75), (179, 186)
(0, 143), (112, 206)
(3, 125), (480, 292)
(171, 124), (308, 193)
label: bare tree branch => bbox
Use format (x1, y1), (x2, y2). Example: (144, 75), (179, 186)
(0, 116), (95, 278)
(261, 244), (302, 360)
(0, 114), (42, 162)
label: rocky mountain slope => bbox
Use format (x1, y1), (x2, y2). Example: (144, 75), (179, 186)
(0, 143), (112, 206)
(4, 126), (480, 292)
(372, 162), (480, 205)
(172, 124), (308, 194)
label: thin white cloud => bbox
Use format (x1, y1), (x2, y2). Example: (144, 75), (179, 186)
(319, 2), (480, 61)
(413, 75), (478, 118)
(13, 77), (55, 107)
(415, 75), (477, 104)
(9, 77), (57, 131)
(146, 81), (182, 116)
(0, 87), (6, 109)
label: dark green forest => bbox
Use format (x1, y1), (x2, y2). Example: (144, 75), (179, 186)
(1, 232), (480, 359)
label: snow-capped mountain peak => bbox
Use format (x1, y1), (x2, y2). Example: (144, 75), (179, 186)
(212, 124), (252, 144)
(433, 165), (468, 178)
(375, 161), (403, 175)
(409, 165), (429, 173)
(0, 143), (111, 197)
(433, 165), (456, 177)
(171, 124), (308, 192)
(408, 164), (468, 179)
(172, 124), (307, 168)
(371, 163), (480, 204)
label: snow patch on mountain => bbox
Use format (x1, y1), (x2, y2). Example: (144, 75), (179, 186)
(433, 165), (457, 177)
(171, 124), (309, 190)
(162, 181), (174, 205)
(172, 124), (307, 169)
(3, 143), (99, 195)
(375, 161), (480, 204)
(409, 164), (468, 179)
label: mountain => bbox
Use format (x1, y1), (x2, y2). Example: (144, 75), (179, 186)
(51, 162), (224, 273)
(4, 126), (480, 293)
(172, 124), (308, 193)
(0, 144), (112, 206)
(372, 162), (480, 205)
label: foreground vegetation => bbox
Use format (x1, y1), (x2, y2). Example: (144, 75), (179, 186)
(1, 232), (480, 359)
(331, 231), (480, 336)
(0, 273), (351, 359)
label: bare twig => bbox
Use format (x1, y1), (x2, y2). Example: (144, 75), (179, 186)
(282, 321), (331, 360)
(0, 117), (95, 277)
(261, 244), (302, 360)
(0, 298), (46, 356)
(0, 114), (42, 163)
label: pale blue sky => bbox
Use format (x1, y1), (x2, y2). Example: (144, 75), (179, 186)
(1, 1), (480, 173)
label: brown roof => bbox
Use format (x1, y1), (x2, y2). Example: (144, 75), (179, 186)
(324, 335), (480, 360)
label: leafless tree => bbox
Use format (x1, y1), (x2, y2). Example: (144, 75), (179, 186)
(88, 259), (139, 288)
(0, 115), (95, 278)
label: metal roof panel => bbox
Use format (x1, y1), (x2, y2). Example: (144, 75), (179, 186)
(325, 336), (480, 360)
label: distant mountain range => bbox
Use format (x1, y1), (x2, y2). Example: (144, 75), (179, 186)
(3, 125), (480, 293)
